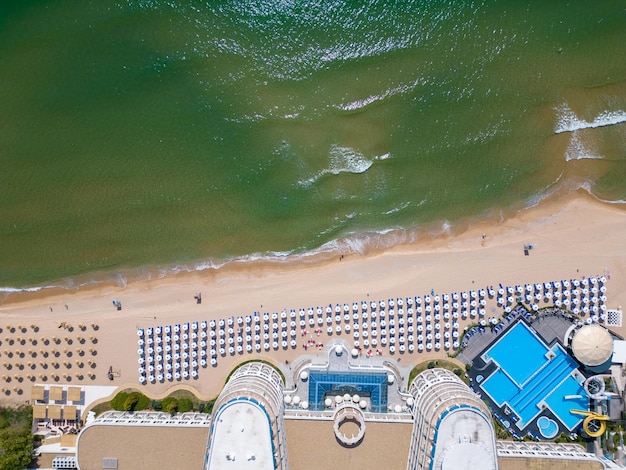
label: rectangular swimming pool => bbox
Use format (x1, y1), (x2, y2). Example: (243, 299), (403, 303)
(482, 369), (519, 407)
(482, 322), (549, 385)
(545, 376), (588, 430)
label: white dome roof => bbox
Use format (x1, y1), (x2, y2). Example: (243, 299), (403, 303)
(572, 325), (613, 366)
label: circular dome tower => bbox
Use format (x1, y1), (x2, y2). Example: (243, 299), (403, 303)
(571, 325), (613, 367)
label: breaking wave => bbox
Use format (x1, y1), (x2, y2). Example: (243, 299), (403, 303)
(298, 145), (377, 187)
(555, 104), (626, 134)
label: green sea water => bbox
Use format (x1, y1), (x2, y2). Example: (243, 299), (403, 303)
(0, 0), (625, 288)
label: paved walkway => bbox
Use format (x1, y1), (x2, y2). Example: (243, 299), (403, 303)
(456, 305), (580, 364)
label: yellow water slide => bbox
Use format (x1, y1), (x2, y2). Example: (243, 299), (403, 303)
(570, 409), (610, 438)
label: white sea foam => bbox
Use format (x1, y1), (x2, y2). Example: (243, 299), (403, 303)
(0, 286), (44, 293)
(383, 201), (412, 216)
(555, 104), (626, 134)
(328, 145), (373, 174)
(564, 132), (603, 162)
(336, 80), (421, 112)
(297, 145), (375, 187)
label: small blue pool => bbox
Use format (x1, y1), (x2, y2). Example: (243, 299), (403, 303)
(537, 416), (559, 439)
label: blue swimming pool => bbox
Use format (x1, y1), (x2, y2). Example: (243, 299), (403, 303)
(482, 369), (519, 407)
(545, 376), (589, 430)
(308, 371), (388, 412)
(479, 320), (589, 431)
(482, 322), (549, 385)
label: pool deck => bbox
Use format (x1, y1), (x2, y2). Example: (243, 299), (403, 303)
(283, 340), (413, 414)
(467, 314), (594, 439)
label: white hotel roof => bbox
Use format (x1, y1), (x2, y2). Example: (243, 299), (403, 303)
(432, 408), (498, 470)
(207, 400), (274, 470)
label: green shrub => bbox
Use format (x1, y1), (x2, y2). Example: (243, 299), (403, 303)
(135, 393), (150, 411)
(111, 390), (150, 412)
(178, 398), (193, 413)
(427, 361), (436, 369)
(110, 392), (129, 411)
(124, 393), (140, 411)
(199, 400), (215, 414)
(151, 400), (162, 411)
(162, 397), (179, 415)
(0, 428), (33, 470)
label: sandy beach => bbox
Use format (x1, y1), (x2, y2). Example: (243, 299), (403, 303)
(0, 191), (625, 408)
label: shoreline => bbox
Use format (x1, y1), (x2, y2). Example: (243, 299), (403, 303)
(1, 187), (623, 307)
(0, 189), (625, 405)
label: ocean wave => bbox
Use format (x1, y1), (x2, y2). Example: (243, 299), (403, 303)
(555, 104), (626, 134)
(335, 79), (422, 112)
(564, 132), (603, 162)
(297, 145), (376, 187)
(0, 286), (45, 293)
(382, 201), (414, 216)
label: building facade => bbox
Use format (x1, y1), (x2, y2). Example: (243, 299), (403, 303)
(407, 368), (498, 470)
(204, 361), (289, 470)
